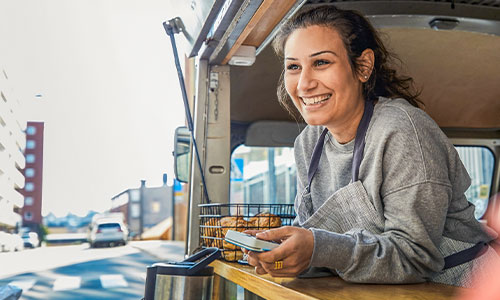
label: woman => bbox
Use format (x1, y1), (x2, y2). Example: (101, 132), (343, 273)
(244, 5), (497, 287)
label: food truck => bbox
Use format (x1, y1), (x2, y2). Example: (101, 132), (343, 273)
(165, 1), (500, 299)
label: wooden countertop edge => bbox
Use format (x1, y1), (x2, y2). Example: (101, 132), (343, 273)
(210, 260), (462, 300)
(211, 260), (319, 300)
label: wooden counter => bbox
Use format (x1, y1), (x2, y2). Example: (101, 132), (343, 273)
(210, 260), (462, 300)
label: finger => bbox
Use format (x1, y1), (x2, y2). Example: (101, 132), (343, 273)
(246, 251), (261, 267)
(255, 266), (267, 275)
(259, 261), (296, 277)
(253, 241), (293, 265)
(255, 226), (294, 242)
(242, 229), (264, 236)
(260, 259), (307, 278)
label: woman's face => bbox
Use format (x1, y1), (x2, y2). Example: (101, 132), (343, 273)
(284, 25), (365, 129)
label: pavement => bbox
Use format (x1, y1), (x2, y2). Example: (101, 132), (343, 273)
(0, 243), (163, 300)
(129, 240), (186, 263)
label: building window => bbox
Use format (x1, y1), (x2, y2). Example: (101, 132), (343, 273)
(24, 211), (33, 220)
(130, 190), (140, 202)
(131, 203), (140, 218)
(25, 197), (34, 206)
(26, 140), (36, 149)
(26, 154), (35, 163)
(26, 126), (36, 135)
(25, 168), (35, 177)
(25, 182), (35, 192)
(152, 201), (160, 213)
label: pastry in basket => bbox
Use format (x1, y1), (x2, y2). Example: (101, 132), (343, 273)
(220, 216), (248, 250)
(202, 218), (219, 247)
(222, 249), (244, 261)
(249, 212), (282, 230)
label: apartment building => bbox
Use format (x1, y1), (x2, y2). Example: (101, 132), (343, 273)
(0, 68), (26, 231)
(21, 121), (44, 231)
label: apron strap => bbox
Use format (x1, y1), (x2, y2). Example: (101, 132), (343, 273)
(306, 128), (329, 193)
(306, 100), (375, 193)
(352, 100), (375, 182)
(443, 242), (489, 270)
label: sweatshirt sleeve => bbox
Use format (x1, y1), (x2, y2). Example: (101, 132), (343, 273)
(309, 181), (451, 283)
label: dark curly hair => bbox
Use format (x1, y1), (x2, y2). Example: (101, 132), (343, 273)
(272, 5), (422, 119)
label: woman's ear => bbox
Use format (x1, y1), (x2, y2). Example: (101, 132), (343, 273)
(357, 49), (375, 82)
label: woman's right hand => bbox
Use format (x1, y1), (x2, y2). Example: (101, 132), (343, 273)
(241, 230), (267, 273)
(242, 226), (314, 277)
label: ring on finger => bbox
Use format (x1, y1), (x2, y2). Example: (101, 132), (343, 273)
(274, 260), (284, 270)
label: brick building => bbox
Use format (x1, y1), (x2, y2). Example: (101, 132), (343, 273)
(21, 121), (44, 232)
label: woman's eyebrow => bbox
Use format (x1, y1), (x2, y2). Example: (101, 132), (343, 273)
(311, 50), (337, 57)
(285, 50), (337, 61)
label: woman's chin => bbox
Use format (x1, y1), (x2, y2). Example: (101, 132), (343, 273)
(303, 117), (328, 127)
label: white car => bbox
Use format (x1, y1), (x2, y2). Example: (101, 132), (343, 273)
(22, 232), (39, 248)
(89, 218), (128, 248)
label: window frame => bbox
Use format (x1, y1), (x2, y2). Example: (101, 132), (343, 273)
(25, 196), (34, 206)
(26, 126), (37, 135)
(26, 154), (35, 163)
(229, 143), (297, 205)
(26, 140), (36, 149)
(25, 168), (35, 178)
(451, 137), (499, 220)
(25, 182), (35, 192)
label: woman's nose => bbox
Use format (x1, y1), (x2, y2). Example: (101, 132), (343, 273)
(297, 68), (317, 92)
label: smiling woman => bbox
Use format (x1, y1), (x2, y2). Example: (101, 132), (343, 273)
(244, 5), (498, 288)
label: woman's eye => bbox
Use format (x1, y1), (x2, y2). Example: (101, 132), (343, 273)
(286, 64), (300, 71)
(314, 59), (330, 67)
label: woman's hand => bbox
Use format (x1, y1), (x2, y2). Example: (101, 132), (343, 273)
(245, 226), (314, 277)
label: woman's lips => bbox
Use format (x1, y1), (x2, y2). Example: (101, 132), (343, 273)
(300, 94), (331, 106)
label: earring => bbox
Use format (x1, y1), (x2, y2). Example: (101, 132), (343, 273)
(364, 75), (368, 79)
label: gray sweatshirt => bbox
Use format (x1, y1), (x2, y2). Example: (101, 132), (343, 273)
(293, 97), (494, 285)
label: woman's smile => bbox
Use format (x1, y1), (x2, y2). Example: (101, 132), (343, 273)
(300, 94), (332, 106)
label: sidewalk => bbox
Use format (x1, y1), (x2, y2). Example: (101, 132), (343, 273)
(129, 240), (185, 262)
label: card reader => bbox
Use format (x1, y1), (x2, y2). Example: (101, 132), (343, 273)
(224, 230), (280, 252)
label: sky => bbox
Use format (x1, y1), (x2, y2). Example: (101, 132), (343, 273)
(0, 1), (188, 217)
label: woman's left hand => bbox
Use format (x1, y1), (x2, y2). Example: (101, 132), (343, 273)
(246, 226), (314, 277)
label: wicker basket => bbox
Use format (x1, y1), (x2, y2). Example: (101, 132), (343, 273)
(199, 203), (296, 261)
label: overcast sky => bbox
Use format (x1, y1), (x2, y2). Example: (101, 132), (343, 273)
(0, 0), (187, 216)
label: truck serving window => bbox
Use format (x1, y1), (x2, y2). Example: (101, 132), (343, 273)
(230, 145), (296, 205)
(229, 145), (494, 219)
(455, 146), (495, 219)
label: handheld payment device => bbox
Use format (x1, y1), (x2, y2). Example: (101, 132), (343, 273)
(224, 230), (280, 252)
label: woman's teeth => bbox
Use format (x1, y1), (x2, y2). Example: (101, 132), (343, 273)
(301, 94), (331, 105)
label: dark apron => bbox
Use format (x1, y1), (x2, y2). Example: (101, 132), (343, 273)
(297, 100), (487, 272)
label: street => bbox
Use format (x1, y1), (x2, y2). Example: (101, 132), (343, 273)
(0, 241), (184, 300)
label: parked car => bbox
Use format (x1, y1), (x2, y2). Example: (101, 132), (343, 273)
(88, 218), (128, 247)
(22, 232), (39, 248)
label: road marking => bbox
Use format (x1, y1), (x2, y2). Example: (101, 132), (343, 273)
(100, 274), (128, 288)
(8, 279), (36, 291)
(53, 276), (81, 291)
